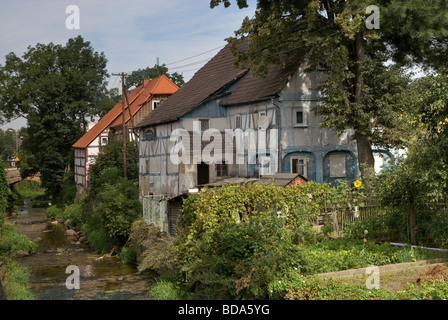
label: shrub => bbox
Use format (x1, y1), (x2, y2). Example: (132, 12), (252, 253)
(0, 224), (37, 258)
(149, 274), (189, 300)
(1, 260), (35, 300)
(176, 212), (304, 300)
(45, 205), (64, 220)
(93, 178), (141, 244)
(126, 221), (175, 274)
(63, 204), (84, 228)
(82, 215), (116, 254)
(120, 247), (137, 264)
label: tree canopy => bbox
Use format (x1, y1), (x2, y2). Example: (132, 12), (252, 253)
(211, 0), (448, 178)
(0, 36), (111, 197)
(125, 64), (185, 89)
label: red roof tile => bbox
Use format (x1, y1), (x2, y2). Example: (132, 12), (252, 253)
(72, 75), (178, 149)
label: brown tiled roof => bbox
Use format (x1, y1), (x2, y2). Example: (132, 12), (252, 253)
(136, 39), (302, 129)
(136, 42), (248, 128)
(220, 56), (301, 106)
(72, 75), (178, 149)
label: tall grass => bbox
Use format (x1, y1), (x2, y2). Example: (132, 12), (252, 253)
(0, 215), (37, 300)
(1, 260), (35, 300)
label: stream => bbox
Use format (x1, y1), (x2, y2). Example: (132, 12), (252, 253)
(9, 198), (156, 300)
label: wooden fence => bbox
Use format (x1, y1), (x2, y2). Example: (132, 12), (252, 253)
(316, 199), (383, 234)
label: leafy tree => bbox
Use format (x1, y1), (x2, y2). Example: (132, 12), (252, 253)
(0, 36), (112, 198)
(125, 64), (184, 88)
(94, 173), (142, 244)
(210, 0), (448, 179)
(377, 74), (448, 245)
(88, 136), (139, 191)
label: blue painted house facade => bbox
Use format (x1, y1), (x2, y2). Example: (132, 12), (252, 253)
(136, 42), (360, 231)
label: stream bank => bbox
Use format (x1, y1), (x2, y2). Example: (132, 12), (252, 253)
(9, 198), (156, 300)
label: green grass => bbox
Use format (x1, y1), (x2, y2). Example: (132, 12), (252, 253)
(12, 180), (45, 199)
(1, 260), (35, 300)
(0, 215), (37, 300)
(149, 274), (190, 300)
(299, 238), (448, 275)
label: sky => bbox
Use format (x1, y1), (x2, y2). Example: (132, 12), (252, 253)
(0, 0), (257, 130)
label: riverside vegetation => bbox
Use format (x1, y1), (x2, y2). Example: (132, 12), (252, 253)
(0, 165), (40, 300)
(3, 136), (448, 300)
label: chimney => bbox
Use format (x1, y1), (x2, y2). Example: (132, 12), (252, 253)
(143, 78), (150, 87)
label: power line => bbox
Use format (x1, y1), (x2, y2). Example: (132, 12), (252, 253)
(166, 45), (225, 66)
(168, 57), (213, 71)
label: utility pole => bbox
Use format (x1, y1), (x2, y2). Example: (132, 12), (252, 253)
(112, 72), (127, 179)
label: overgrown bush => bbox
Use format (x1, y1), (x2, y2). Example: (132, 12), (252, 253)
(186, 214), (304, 299)
(174, 181), (375, 299)
(82, 214), (115, 254)
(119, 247), (137, 264)
(149, 274), (189, 300)
(1, 260), (35, 300)
(45, 205), (64, 220)
(126, 220), (175, 274)
(63, 204), (84, 228)
(0, 224), (37, 258)
(93, 176), (141, 244)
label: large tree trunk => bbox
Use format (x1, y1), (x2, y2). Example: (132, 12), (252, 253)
(354, 132), (375, 180)
(352, 32), (375, 181)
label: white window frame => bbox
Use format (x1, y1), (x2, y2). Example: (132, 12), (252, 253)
(152, 100), (160, 111)
(101, 137), (108, 146)
(290, 156), (307, 178)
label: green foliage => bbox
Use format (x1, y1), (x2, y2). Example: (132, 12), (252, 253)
(0, 36), (111, 198)
(89, 138), (139, 188)
(0, 128), (18, 162)
(268, 270), (396, 300)
(175, 181), (376, 299)
(1, 260), (35, 300)
(0, 223), (37, 259)
(0, 162), (9, 214)
(63, 204), (84, 228)
(62, 171), (77, 205)
(82, 214), (116, 254)
(45, 205), (64, 221)
(119, 247), (137, 264)
(125, 64), (184, 88)
(149, 274), (190, 300)
(12, 180), (45, 199)
(93, 177), (141, 243)
(401, 281), (448, 300)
